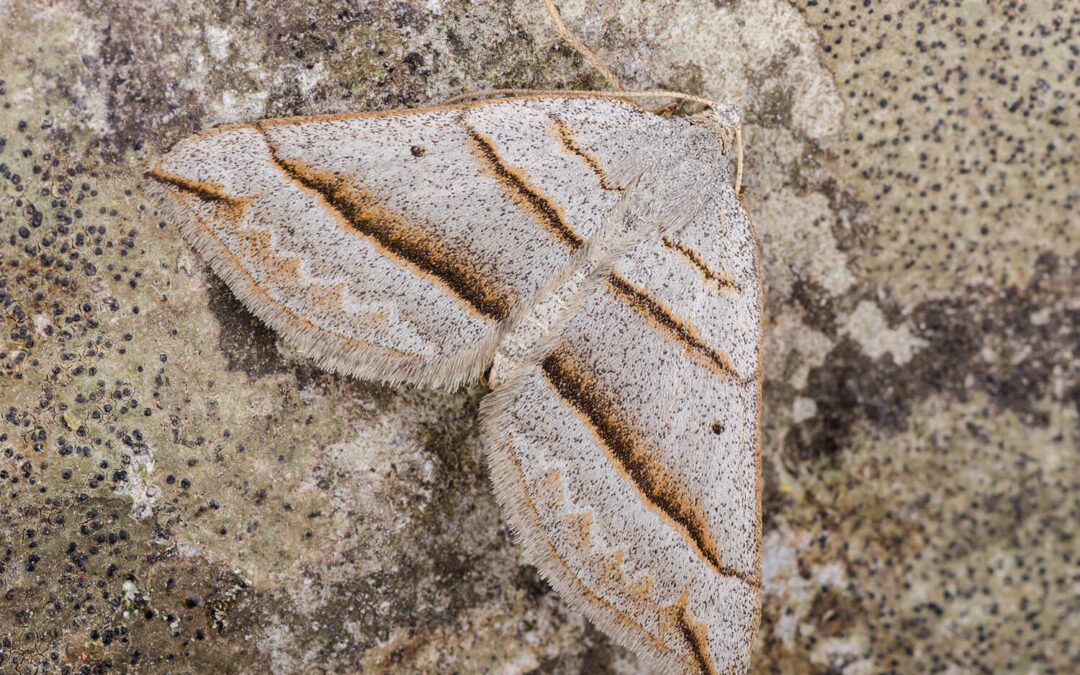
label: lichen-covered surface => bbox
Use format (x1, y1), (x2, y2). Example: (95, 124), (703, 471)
(0, 0), (1076, 673)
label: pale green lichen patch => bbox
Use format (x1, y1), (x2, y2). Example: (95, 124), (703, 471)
(840, 300), (926, 365)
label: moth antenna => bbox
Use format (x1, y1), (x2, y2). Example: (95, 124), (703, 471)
(542, 0), (627, 92)
(446, 88), (723, 108)
(736, 123), (745, 199)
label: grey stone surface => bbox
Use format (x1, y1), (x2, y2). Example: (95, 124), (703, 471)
(0, 0), (1076, 672)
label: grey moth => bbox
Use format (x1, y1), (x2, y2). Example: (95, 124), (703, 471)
(149, 93), (762, 674)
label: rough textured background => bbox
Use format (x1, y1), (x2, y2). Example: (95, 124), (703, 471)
(0, 0), (1077, 673)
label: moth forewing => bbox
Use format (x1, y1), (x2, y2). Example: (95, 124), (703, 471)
(150, 96), (688, 388)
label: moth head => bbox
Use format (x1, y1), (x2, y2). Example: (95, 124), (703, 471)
(685, 101), (745, 192)
(689, 103), (741, 151)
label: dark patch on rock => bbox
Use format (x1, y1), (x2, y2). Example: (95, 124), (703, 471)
(443, 27), (472, 62)
(127, 557), (266, 671)
(204, 273), (287, 380)
(660, 61), (709, 116)
(908, 251), (1078, 426)
(750, 83), (797, 130)
(204, 569), (254, 632)
(391, 1), (428, 31)
(70, 5), (208, 162)
(808, 587), (859, 640)
(576, 622), (622, 674)
(816, 176), (872, 258)
(403, 51), (425, 74)
(787, 251), (1079, 466)
(313, 544), (496, 656)
(533, 622), (619, 674)
(790, 271), (840, 337)
(417, 388), (485, 495)
(513, 563), (552, 600)
(784, 337), (909, 465)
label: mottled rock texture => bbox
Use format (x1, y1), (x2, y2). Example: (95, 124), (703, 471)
(0, 1), (1076, 673)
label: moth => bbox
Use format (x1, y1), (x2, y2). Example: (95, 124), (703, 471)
(148, 92), (762, 674)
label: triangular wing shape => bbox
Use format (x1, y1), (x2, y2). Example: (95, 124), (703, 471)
(149, 96), (689, 387)
(151, 93), (760, 670)
(481, 178), (762, 673)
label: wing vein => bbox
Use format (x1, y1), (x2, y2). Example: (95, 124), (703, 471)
(464, 126), (584, 250)
(148, 166), (247, 210)
(547, 113), (621, 192)
(608, 272), (740, 380)
(661, 236), (741, 293)
(675, 603), (719, 675)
